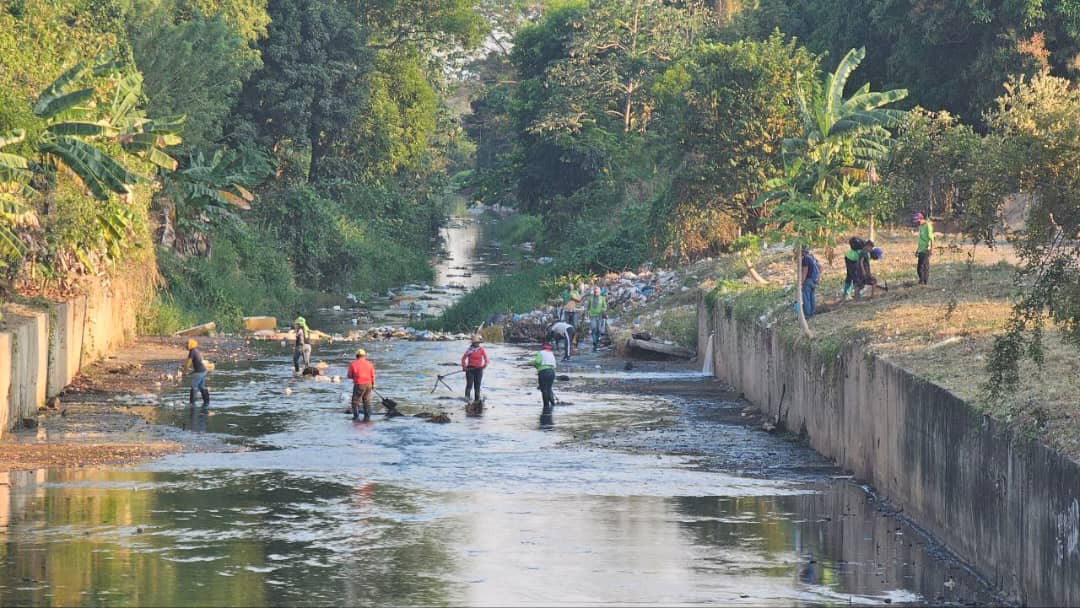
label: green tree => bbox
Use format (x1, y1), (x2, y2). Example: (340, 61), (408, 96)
(236, 0), (374, 183)
(758, 48), (906, 335)
(534, 0), (709, 136)
(977, 72), (1080, 398)
(652, 33), (818, 260)
(131, 10), (261, 150)
(734, 0), (1080, 122)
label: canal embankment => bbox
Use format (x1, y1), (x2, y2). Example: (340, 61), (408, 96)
(0, 273), (147, 435)
(698, 290), (1080, 606)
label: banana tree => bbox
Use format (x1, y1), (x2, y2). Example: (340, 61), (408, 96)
(16, 56), (184, 273)
(756, 48), (906, 336)
(159, 147), (267, 251)
(0, 130), (39, 262)
(33, 58), (183, 201)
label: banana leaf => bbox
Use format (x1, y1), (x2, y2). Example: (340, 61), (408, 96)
(34, 61), (91, 116)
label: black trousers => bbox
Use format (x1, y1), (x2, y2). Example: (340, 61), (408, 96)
(917, 251), (931, 285)
(538, 369), (556, 413)
(465, 368), (484, 400)
(561, 327), (575, 359)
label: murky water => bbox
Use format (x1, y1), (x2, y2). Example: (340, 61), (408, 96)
(0, 219), (999, 606)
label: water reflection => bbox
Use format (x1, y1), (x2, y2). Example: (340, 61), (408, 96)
(0, 218), (998, 606)
(0, 467), (993, 606)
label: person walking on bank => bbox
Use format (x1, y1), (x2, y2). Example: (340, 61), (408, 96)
(547, 320), (576, 362)
(562, 285), (582, 326)
(292, 323), (312, 372)
(800, 246), (821, 318)
(530, 343), (558, 417)
(913, 212), (934, 285)
(347, 348), (376, 421)
(587, 286), (607, 352)
(461, 335), (489, 403)
(182, 339), (210, 407)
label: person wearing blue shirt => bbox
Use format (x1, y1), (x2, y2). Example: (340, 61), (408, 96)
(800, 246), (821, 317)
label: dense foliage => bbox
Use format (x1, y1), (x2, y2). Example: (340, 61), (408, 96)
(0, 0), (488, 328)
(459, 0), (1079, 386)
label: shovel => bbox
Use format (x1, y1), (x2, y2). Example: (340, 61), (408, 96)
(372, 388), (400, 412)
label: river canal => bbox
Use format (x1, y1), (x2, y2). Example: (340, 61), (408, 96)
(0, 216), (998, 606)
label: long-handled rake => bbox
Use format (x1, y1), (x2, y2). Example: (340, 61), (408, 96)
(431, 369), (464, 393)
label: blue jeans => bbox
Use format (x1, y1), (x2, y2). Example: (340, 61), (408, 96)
(802, 281), (817, 317)
(189, 371), (209, 405)
(590, 318), (605, 349)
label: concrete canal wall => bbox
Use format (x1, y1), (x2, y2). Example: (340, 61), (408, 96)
(1, 278), (141, 434)
(698, 296), (1080, 606)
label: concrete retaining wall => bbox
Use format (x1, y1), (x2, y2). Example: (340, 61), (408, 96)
(699, 296), (1080, 606)
(2, 311), (48, 431)
(2, 276), (141, 435)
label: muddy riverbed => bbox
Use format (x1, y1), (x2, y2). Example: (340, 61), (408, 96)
(0, 215), (1001, 606)
(0, 338), (999, 606)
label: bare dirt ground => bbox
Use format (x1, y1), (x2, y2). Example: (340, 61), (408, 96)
(0, 336), (257, 472)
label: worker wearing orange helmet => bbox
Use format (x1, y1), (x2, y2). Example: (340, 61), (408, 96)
(182, 339), (210, 407)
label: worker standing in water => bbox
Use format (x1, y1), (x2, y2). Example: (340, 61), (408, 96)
(461, 335), (489, 403)
(292, 323), (312, 372)
(586, 286), (607, 352)
(530, 343), (558, 418)
(182, 339), (210, 407)
(347, 348), (376, 422)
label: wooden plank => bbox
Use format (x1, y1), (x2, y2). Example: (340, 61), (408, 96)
(625, 337), (694, 360)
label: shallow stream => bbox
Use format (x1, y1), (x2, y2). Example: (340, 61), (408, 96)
(0, 217), (998, 606)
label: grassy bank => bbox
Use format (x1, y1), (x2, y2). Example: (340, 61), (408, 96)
(702, 231), (1080, 461)
(433, 264), (557, 332)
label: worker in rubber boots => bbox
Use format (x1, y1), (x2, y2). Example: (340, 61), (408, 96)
(530, 343), (558, 417)
(587, 286), (607, 352)
(182, 339), (210, 407)
(347, 348), (376, 421)
(461, 335), (489, 403)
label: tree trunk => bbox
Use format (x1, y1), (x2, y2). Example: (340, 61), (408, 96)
(795, 249), (813, 337)
(869, 214), (876, 242)
(743, 253), (768, 285)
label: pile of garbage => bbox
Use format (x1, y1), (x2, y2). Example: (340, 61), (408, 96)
(346, 327), (472, 342)
(250, 326), (471, 343)
(598, 269), (683, 312)
(496, 267), (686, 343)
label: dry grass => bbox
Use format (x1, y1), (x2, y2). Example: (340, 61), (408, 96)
(729, 230), (1080, 460)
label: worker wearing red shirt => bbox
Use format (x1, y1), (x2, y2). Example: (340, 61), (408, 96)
(347, 348), (376, 421)
(461, 335), (489, 403)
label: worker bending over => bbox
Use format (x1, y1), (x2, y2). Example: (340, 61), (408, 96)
(547, 321), (575, 362)
(182, 339), (210, 407)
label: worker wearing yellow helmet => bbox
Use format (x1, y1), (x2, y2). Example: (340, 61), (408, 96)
(181, 339), (210, 407)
